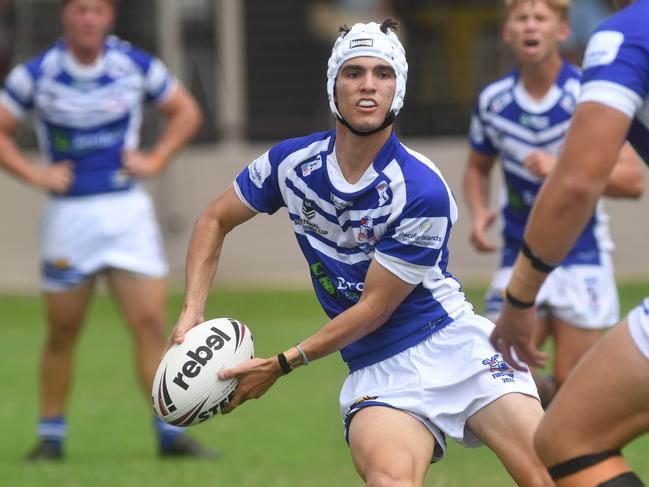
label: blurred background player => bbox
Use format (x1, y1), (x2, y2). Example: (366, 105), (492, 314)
(464, 0), (643, 406)
(492, 0), (649, 485)
(168, 19), (553, 486)
(0, 0), (213, 461)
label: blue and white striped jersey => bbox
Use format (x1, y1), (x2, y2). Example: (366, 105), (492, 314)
(579, 0), (649, 165)
(235, 130), (468, 372)
(469, 61), (613, 267)
(0, 36), (176, 197)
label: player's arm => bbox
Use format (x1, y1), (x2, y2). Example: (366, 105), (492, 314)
(123, 83), (202, 178)
(463, 148), (498, 252)
(602, 142), (644, 198)
(493, 102), (633, 369)
(0, 105), (73, 193)
(219, 259), (416, 412)
(170, 184), (256, 346)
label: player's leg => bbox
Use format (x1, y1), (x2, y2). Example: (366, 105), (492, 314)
(105, 269), (166, 393)
(27, 278), (96, 461)
(535, 315), (649, 486)
(349, 406), (435, 486)
(106, 268), (218, 459)
(549, 315), (604, 388)
(467, 392), (553, 487)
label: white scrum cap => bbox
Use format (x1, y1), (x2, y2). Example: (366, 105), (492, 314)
(326, 20), (408, 120)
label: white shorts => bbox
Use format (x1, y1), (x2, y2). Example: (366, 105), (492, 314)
(339, 309), (539, 462)
(40, 187), (168, 291)
(484, 254), (619, 329)
(627, 298), (649, 361)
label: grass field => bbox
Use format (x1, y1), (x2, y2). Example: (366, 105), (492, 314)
(1, 281), (647, 486)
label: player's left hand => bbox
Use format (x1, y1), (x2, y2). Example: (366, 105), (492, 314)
(490, 302), (548, 371)
(122, 150), (164, 178)
(218, 357), (283, 414)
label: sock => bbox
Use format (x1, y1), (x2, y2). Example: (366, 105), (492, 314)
(154, 416), (185, 449)
(37, 416), (67, 444)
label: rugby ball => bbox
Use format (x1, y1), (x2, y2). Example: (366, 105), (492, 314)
(152, 317), (254, 426)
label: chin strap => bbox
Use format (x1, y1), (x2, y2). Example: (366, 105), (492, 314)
(337, 111), (396, 136)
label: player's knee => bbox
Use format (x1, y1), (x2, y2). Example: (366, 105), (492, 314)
(546, 450), (641, 486)
(364, 470), (412, 487)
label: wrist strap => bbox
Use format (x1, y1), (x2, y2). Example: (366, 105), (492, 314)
(277, 353), (292, 374)
(521, 241), (558, 273)
(295, 343), (310, 366)
(505, 288), (535, 309)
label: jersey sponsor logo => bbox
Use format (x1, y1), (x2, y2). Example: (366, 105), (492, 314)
(482, 354), (515, 383)
(519, 114), (550, 129)
(310, 261), (338, 298)
(248, 156), (266, 189)
(469, 116), (485, 145)
(301, 159), (322, 177)
(583, 31), (624, 69)
(350, 38), (373, 49)
(491, 92), (513, 113)
(50, 126), (125, 154)
(375, 180), (390, 206)
(394, 217), (446, 249)
(330, 192), (352, 210)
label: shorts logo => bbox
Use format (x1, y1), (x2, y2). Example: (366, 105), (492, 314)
(350, 38), (373, 49)
(302, 199), (316, 219)
(352, 395), (378, 407)
(482, 354), (515, 383)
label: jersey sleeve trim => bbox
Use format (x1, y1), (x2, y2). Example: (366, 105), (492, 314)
(374, 250), (427, 285)
(579, 80), (642, 119)
(233, 180), (261, 213)
(0, 91), (28, 119)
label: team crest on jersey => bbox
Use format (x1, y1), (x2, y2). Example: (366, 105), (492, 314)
(559, 95), (576, 114)
(375, 180), (390, 207)
(357, 215), (377, 253)
(482, 354), (515, 383)
(302, 199), (316, 219)
(301, 159), (322, 177)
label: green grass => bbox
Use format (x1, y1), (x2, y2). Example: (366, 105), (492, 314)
(0, 281), (647, 486)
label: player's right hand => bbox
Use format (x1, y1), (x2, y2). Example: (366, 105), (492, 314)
(167, 311), (205, 350)
(35, 160), (74, 193)
(470, 210), (497, 252)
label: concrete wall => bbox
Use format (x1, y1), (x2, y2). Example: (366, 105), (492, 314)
(1, 137), (647, 292)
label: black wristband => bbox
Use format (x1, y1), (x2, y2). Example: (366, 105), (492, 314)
(521, 241), (558, 273)
(277, 353), (292, 374)
(505, 288), (535, 309)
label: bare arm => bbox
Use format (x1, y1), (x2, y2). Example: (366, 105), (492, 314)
(170, 184), (256, 345)
(493, 102), (633, 369)
(123, 83), (202, 178)
(463, 148), (498, 252)
(0, 105), (73, 193)
(524, 143), (643, 198)
(603, 143), (644, 198)
(219, 258), (417, 412)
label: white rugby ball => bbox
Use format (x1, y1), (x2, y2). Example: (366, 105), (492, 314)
(152, 317), (254, 426)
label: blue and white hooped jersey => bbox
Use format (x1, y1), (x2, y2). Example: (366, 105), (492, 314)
(469, 61), (613, 267)
(579, 0), (649, 165)
(235, 130), (468, 372)
(0, 36), (176, 197)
